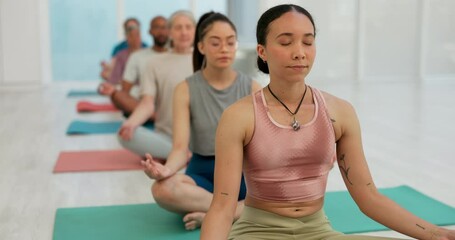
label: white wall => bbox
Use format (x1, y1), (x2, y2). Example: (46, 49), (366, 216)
(0, 0), (51, 86)
(0, 3), (3, 85)
(361, 0), (420, 81)
(227, 0), (259, 47)
(423, 0), (455, 80)
(251, 0), (359, 83)
(253, 0), (455, 83)
(0, 0), (453, 85)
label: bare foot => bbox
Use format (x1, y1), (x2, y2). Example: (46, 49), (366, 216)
(183, 212), (205, 230)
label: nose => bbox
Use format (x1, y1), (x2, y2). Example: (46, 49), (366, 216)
(182, 27), (190, 36)
(220, 42), (229, 52)
(292, 46), (306, 60)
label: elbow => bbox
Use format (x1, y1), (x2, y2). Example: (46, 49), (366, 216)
(172, 141), (189, 153)
(355, 191), (387, 216)
(211, 203), (234, 216)
(141, 96), (154, 105)
(212, 198), (237, 219)
(139, 96), (154, 112)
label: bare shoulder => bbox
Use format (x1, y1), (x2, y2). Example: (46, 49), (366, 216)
(175, 79), (189, 93)
(320, 90), (357, 118)
(173, 80), (190, 105)
(219, 94), (256, 144)
(320, 90), (359, 140)
(223, 94), (255, 120)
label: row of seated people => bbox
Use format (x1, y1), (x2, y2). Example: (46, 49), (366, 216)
(93, 7), (455, 240)
(97, 10), (260, 230)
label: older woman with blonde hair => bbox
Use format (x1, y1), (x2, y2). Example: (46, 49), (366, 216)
(118, 10), (196, 159)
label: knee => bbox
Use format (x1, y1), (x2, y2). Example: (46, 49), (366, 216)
(117, 134), (127, 147)
(117, 132), (146, 157)
(117, 135), (133, 153)
(117, 131), (135, 147)
(151, 178), (175, 203)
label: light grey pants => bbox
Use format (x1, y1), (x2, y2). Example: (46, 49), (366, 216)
(229, 206), (406, 240)
(118, 126), (172, 159)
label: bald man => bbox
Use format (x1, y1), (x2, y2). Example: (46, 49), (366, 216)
(99, 16), (169, 117)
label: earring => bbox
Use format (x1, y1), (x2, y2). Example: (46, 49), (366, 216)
(262, 59), (266, 63)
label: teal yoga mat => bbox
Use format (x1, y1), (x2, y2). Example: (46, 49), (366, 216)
(66, 120), (154, 135)
(67, 90), (99, 97)
(54, 204), (199, 240)
(324, 185), (455, 234)
(53, 186), (455, 240)
(66, 120), (122, 135)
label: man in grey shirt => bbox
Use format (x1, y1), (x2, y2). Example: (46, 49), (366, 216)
(98, 16), (169, 116)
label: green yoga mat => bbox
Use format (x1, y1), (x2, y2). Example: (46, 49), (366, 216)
(66, 120), (122, 135)
(54, 204), (198, 240)
(324, 185), (455, 234)
(53, 186), (455, 240)
(67, 90), (100, 97)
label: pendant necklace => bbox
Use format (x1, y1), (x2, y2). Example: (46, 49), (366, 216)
(267, 84), (308, 131)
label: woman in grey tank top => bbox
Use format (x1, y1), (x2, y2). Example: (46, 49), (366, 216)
(142, 12), (261, 230)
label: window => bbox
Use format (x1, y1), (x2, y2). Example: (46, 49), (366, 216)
(50, 0), (227, 81)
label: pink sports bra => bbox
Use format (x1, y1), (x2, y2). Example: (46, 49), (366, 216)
(243, 87), (336, 202)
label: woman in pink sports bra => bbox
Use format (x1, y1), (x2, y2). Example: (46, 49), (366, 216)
(201, 4), (455, 240)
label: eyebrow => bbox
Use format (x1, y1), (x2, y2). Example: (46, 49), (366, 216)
(208, 35), (236, 40)
(276, 32), (315, 39)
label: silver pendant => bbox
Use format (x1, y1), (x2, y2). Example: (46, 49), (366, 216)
(291, 118), (300, 131)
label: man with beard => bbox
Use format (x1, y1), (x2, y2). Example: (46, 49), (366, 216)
(99, 16), (169, 117)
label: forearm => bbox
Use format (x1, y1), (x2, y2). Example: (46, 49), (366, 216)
(110, 90), (138, 114)
(334, 99), (452, 239)
(126, 97), (154, 126)
(163, 147), (189, 175)
(361, 192), (443, 240)
(201, 205), (235, 240)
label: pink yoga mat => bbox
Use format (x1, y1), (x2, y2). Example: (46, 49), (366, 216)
(76, 101), (118, 112)
(54, 149), (144, 173)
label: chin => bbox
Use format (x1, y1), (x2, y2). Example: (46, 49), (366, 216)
(283, 74), (307, 83)
(213, 64), (230, 70)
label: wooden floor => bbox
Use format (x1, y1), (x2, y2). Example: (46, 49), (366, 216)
(0, 79), (454, 239)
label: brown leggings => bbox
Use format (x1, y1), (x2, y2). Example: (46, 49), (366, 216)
(229, 206), (406, 240)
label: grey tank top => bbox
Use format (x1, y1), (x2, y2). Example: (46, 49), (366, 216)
(187, 70), (252, 156)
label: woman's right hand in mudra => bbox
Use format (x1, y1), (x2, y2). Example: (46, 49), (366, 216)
(142, 153), (172, 180)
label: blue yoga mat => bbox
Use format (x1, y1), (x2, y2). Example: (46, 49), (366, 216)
(66, 120), (154, 135)
(67, 90), (99, 97)
(53, 185), (455, 240)
(66, 120), (122, 135)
